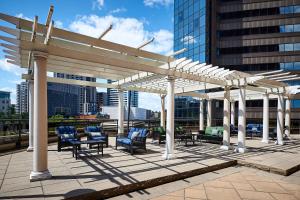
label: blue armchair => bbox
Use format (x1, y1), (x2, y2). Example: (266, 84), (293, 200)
(84, 126), (108, 147)
(56, 126), (78, 152)
(116, 127), (148, 154)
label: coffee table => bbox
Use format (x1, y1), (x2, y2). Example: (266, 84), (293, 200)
(70, 140), (105, 160)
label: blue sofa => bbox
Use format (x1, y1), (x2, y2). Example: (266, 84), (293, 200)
(116, 128), (149, 154)
(84, 126), (108, 147)
(56, 126), (78, 152)
(246, 124), (263, 137)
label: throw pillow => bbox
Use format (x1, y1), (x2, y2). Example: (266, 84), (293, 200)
(131, 131), (140, 140)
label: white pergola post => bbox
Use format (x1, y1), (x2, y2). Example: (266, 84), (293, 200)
(261, 93), (269, 143)
(118, 90), (124, 135)
(163, 76), (175, 160)
(221, 87), (231, 150)
(160, 95), (166, 129)
(285, 98), (291, 138)
(207, 99), (212, 127)
(230, 101), (235, 126)
(27, 80), (34, 152)
(199, 98), (204, 131)
(236, 86), (247, 153)
(276, 94), (284, 145)
(30, 52), (51, 181)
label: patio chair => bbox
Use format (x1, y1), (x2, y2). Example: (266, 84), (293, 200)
(152, 127), (166, 144)
(56, 126), (78, 152)
(84, 126), (109, 147)
(115, 127), (149, 154)
(175, 126), (186, 140)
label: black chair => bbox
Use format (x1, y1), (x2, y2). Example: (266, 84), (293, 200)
(84, 126), (109, 147)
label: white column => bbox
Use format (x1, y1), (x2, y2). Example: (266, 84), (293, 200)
(285, 98), (291, 138)
(221, 87), (231, 150)
(276, 94), (284, 145)
(27, 80), (34, 152)
(230, 101), (235, 126)
(199, 98), (204, 131)
(163, 76), (175, 160)
(30, 52), (51, 181)
(160, 95), (166, 129)
(261, 93), (269, 143)
(236, 86), (247, 153)
(207, 99), (212, 127)
(118, 90), (124, 135)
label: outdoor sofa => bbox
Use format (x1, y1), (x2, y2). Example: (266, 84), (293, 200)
(246, 124), (263, 137)
(116, 127), (149, 154)
(199, 126), (223, 144)
(84, 126), (109, 147)
(56, 126), (79, 152)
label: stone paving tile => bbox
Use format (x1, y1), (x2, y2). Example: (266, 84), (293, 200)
(1, 137), (300, 199)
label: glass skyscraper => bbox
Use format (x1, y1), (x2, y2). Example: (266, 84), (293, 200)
(174, 0), (208, 63)
(174, 0), (300, 121)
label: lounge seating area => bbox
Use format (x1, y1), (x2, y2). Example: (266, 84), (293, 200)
(116, 127), (149, 154)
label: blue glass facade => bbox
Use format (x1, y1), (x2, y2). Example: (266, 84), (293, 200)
(174, 0), (208, 63)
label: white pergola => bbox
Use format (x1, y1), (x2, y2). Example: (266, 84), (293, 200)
(1, 8), (300, 181)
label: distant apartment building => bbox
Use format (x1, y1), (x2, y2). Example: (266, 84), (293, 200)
(0, 91), (11, 113)
(54, 73), (97, 114)
(107, 80), (139, 107)
(16, 82), (28, 114)
(96, 92), (107, 112)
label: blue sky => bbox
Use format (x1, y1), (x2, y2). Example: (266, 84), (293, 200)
(0, 0), (174, 111)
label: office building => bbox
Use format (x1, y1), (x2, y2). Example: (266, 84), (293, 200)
(174, 0), (300, 120)
(96, 92), (107, 112)
(107, 80), (139, 107)
(0, 91), (11, 113)
(47, 82), (80, 116)
(16, 82), (28, 114)
(54, 73), (97, 114)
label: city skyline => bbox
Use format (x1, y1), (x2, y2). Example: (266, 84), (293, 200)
(0, 0), (174, 112)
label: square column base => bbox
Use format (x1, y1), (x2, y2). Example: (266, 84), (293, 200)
(261, 139), (269, 144)
(162, 152), (176, 160)
(234, 147), (247, 153)
(27, 147), (34, 152)
(275, 140), (284, 145)
(220, 145), (231, 151)
(30, 170), (52, 182)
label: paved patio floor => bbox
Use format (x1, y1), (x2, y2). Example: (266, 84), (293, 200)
(111, 166), (300, 200)
(0, 135), (300, 199)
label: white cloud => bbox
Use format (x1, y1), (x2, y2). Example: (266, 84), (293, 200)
(69, 14), (173, 55)
(109, 8), (127, 14)
(93, 0), (104, 10)
(54, 20), (64, 29)
(0, 58), (26, 76)
(15, 13), (32, 20)
(181, 35), (196, 45)
(144, 0), (173, 7)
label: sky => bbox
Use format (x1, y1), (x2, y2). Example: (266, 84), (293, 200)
(0, 0), (174, 111)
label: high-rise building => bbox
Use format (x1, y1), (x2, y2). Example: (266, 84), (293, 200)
(174, 0), (300, 120)
(16, 82), (28, 114)
(96, 92), (107, 112)
(0, 91), (11, 113)
(54, 73), (97, 114)
(47, 82), (80, 116)
(107, 80), (139, 107)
